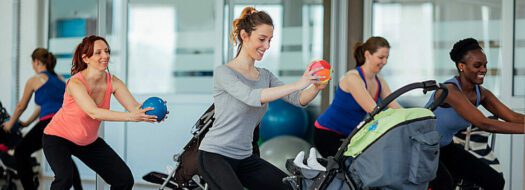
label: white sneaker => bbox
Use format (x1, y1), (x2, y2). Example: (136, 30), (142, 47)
(307, 147), (326, 171)
(293, 151), (311, 169)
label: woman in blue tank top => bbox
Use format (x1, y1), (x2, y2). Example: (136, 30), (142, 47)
(314, 37), (401, 158)
(1, 48), (82, 190)
(427, 38), (524, 190)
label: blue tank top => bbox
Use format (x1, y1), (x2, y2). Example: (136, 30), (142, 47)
(35, 71), (66, 119)
(316, 67), (382, 136)
(426, 77), (480, 147)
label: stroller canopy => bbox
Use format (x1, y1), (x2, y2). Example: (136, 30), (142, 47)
(345, 108), (437, 158)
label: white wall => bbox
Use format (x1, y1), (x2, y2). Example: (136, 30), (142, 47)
(0, 0), (44, 117)
(0, 0), (14, 110)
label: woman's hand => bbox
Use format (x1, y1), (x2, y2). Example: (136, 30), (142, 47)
(314, 82), (328, 91)
(19, 120), (29, 128)
(2, 121), (14, 133)
(128, 106), (158, 123)
(295, 67), (324, 90)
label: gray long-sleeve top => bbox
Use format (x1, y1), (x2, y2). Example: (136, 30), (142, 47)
(199, 65), (303, 159)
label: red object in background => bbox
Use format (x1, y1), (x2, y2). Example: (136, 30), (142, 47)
(0, 144), (9, 152)
(308, 60), (332, 83)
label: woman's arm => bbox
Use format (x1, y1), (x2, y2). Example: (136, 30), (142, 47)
(215, 66), (320, 107)
(298, 83), (327, 106)
(21, 106), (40, 127)
(340, 72), (377, 113)
(2, 77), (37, 131)
(442, 84), (523, 134)
(111, 75), (142, 112)
(260, 82), (306, 104)
(262, 69), (322, 105)
(480, 88), (524, 124)
(68, 78), (157, 122)
(378, 76), (401, 109)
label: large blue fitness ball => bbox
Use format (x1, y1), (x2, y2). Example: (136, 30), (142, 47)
(260, 99), (308, 142)
(141, 97), (168, 122)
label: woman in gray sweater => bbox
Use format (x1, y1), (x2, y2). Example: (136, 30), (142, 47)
(198, 6), (326, 190)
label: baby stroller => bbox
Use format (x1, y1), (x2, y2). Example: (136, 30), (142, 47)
(284, 80), (449, 190)
(143, 104), (262, 190)
(0, 101), (40, 190)
(142, 104), (215, 190)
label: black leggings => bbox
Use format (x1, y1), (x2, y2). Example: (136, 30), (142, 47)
(429, 143), (505, 190)
(42, 134), (134, 190)
(14, 119), (82, 190)
(197, 150), (290, 190)
(313, 127), (346, 158)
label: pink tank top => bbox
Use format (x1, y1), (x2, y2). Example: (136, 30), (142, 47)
(44, 72), (112, 146)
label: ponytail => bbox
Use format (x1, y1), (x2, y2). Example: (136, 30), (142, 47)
(353, 42), (365, 67)
(352, 36), (390, 68)
(231, 7), (273, 57)
(31, 48), (57, 76)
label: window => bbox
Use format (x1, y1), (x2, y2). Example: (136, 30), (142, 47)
(372, 0), (504, 105)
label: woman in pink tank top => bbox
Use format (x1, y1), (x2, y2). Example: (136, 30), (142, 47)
(42, 35), (163, 190)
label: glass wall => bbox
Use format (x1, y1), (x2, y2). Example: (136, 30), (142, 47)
(372, 0), (503, 106)
(515, 0), (525, 96)
(124, 0), (222, 186)
(128, 0), (220, 94)
(48, 0), (99, 79)
(45, 0), (98, 188)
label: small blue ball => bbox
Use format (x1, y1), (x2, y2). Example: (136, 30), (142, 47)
(140, 97), (168, 122)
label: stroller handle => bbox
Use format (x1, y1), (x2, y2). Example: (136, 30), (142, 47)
(365, 80), (448, 123)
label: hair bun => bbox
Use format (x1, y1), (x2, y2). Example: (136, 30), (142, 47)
(449, 38), (482, 63)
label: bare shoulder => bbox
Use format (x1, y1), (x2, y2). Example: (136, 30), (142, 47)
(110, 74), (126, 92)
(346, 69), (359, 76)
(111, 74), (126, 86)
(111, 74), (122, 82)
(478, 86), (495, 102)
(27, 74), (46, 88)
(68, 77), (86, 88)
(66, 77), (88, 95)
(343, 70), (362, 83)
(340, 70), (364, 92)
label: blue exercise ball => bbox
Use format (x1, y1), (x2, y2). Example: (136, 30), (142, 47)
(141, 97), (168, 122)
(260, 99), (308, 142)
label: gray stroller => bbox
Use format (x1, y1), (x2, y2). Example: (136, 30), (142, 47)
(284, 80), (448, 190)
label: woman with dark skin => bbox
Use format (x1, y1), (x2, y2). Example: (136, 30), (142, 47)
(428, 38), (524, 190)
